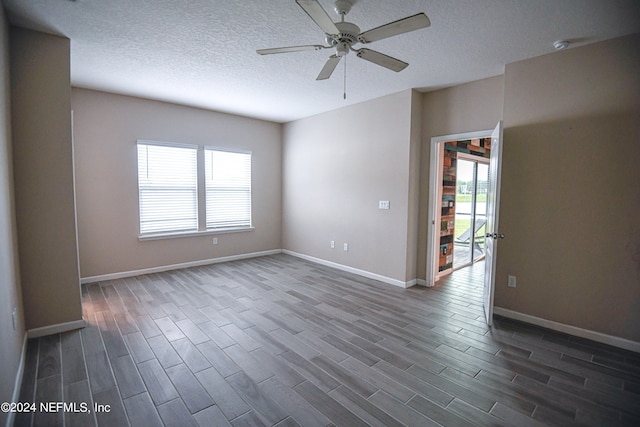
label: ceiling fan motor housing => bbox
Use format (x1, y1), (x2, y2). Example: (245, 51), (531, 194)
(327, 21), (360, 56)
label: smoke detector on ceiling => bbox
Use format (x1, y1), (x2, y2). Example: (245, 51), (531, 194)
(553, 40), (570, 50)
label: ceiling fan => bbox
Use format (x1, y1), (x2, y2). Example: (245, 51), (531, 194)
(257, 0), (431, 81)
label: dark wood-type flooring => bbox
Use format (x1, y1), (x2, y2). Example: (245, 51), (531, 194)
(14, 254), (640, 426)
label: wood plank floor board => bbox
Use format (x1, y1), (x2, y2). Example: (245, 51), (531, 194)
(372, 360), (455, 407)
(146, 334), (183, 369)
(165, 363), (214, 414)
(309, 354), (378, 398)
(198, 319), (237, 348)
(175, 318), (210, 345)
(123, 392), (163, 427)
(406, 362), (497, 412)
(95, 311), (129, 360)
(405, 341), (482, 378)
(113, 312), (140, 335)
(292, 380), (369, 427)
(328, 385), (405, 427)
(407, 393), (478, 427)
(280, 350), (341, 393)
(34, 374), (63, 427)
(223, 343), (274, 383)
(63, 379), (97, 427)
(193, 404), (232, 427)
(170, 337), (212, 373)
(446, 397), (508, 427)
(154, 316), (186, 342)
(367, 389), (440, 427)
(194, 367), (251, 420)
(37, 333), (61, 379)
(92, 386), (129, 427)
(339, 356), (416, 403)
(134, 314), (162, 338)
(295, 330), (351, 364)
(229, 410), (267, 427)
(249, 348), (306, 388)
(111, 354), (147, 399)
(137, 359), (180, 405)
(61, 330), (87, 385)
(270, 328), (319, 360)
(347, 335), (413, 370)
(439, 367), (536, 415)
(220, 322), (264, 352)
(490, 402), (546, 427)
(17, 254), (639, 426)
(84, 349), (117, 394)
(258, 377), (333, 427)
(123, 331), (155, 364)
(156, 397), (199, 427)
(225, 371), (289, 426)
(374, 337), (447, 374)
(196, 340), (242, 378)
(320, 334), (380, 367)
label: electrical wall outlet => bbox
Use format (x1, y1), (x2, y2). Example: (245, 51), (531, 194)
(343, 243), (349, 251)
(330, 240), (335, 248)
(212, 237), (218, 245)
(508, 275), (517, 287)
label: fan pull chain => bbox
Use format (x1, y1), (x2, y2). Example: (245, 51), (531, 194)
(343, 55), (347, 100)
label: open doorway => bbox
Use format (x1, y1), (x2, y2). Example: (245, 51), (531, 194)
(426, 123), (504, 327)
(425, 129), (493, 285)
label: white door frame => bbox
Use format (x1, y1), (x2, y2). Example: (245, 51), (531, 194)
(425, 129), (492, 287)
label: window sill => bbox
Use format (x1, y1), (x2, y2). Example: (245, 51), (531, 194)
(139, 227), (254, 241)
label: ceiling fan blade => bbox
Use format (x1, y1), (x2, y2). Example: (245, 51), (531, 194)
(358, 13), (430, 43)
(356, 48), (408, 72)
(316, 55), (341, 80)
(257, 45), (326, 55)
(296, 0), (340, 35)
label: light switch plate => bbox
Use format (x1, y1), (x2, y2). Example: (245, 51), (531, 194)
(379, 200), (390, 210)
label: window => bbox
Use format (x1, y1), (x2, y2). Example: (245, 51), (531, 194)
(205, 148), (252, 230)
(137, 142), (198, 235)
(137, 141), (252, 237)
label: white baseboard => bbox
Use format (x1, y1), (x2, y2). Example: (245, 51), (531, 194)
(493, 307), (640, 353)
(283, 250), (416, 289)
(27, 319), (87, 339)
(80, 249), (282, 284)
(6, 333), (27, 427)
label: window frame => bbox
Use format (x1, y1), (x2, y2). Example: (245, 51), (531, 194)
(137, 140), (199, 237)
(204, 146), (253, 231)
(136, 140), (254, 241)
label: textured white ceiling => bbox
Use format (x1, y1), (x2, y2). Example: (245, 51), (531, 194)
(3, 0), (640, 122)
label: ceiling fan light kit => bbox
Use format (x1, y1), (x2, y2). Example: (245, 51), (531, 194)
(257, 0), (430, 85)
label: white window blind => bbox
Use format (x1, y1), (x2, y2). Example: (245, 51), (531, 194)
(137, 142), (198, 235)
(205, 148), (252, 229)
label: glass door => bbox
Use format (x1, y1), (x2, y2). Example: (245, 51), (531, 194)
(473, 162), (489, 261)
(453, 157), (489, 269)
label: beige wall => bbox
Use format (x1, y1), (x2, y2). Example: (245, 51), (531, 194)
(283, 90), (417, 284)
(72, 89), (282, 278)
(10, 28), (82, 330)
(417, 76), (505, 279)
(0, 12), (24, 422)
(497, 33), (640, 341)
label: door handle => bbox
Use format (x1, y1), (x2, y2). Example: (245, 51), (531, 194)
(485, 233), (505, 239)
